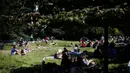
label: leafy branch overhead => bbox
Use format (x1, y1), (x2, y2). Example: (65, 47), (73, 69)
(0, 0), (129, 40)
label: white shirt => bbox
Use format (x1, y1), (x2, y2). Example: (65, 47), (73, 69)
(83, 58), (89, 65)
(128, 61), (130, 67)
(74, 47), (78, 50)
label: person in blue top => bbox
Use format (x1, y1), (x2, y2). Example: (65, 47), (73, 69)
(11, 45), (19, 55)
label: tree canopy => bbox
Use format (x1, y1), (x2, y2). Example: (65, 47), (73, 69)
(0, 0), (129, 40)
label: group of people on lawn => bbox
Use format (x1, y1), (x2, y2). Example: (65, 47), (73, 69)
(53, 44), (97, 73)
(52, 42), (121, 73)
(52, 36), (125, 73)
(10, 36), (54, 56)
(11, 41), (32, 56)
(61, 47), (97, 73)
(80, 37), (104, 48)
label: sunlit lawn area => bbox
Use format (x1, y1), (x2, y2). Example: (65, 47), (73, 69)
(0, 40), (128, 73)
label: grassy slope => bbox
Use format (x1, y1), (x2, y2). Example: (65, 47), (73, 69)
(0, 40), (128, 73)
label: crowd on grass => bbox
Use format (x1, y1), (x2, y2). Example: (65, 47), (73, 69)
(11, 37), (34, 56)
(10, 35), (130, 73)
(41, 36), (130, 73)
(11, 41), (32, 56)
(50, 38), (104, 73)
(10, 36), (54, 56)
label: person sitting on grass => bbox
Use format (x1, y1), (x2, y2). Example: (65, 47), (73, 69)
(21, 49), (27, 55)
(80, 38), (86, 47)
(93, 41), (99, 49)
(83, 56), (96, 68)
(90, 42), (94, 47)
(83, 55), (89, 66)
(11, 45), (20, 55)
(82, 50), (89, 58)
(74, 44), (78, 52)
(81, 41), (87, 47)
(24, 42), (33, 52)
(54, 49), (62, 59)
(87, 41), (91, 47)
(74, 49), (81, 55)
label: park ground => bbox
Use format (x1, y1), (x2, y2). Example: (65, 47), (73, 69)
(0, 40), (128, 73)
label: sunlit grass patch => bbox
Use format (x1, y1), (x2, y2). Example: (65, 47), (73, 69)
(0, 40), (128, 73)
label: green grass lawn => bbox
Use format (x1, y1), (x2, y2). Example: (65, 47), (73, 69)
(0, 40), (128, 73)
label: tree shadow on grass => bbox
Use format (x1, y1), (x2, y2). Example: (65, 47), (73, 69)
(10, 65), (42, 73)
(109, 64), (128, 73)
(11, 62), (60, 73)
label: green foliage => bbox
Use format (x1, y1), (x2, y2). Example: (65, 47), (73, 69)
(36, 6), (125, 39)
(113, 28), (120, 35)
(109, 27), (122, 36)
(0, 0), (31, 40)
(0, 0), (128, 40)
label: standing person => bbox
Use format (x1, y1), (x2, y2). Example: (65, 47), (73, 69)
(61, 48), (71, 73)
(45, 36), (49, 44)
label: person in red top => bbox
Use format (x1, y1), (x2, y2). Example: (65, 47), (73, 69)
(80, 38), (86, 47)
(45, 36), (49, 44)
(82, 41), (86, 47)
